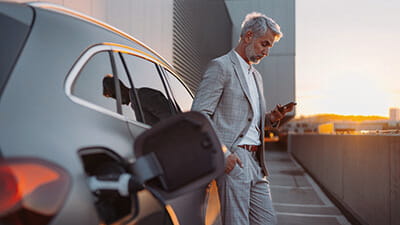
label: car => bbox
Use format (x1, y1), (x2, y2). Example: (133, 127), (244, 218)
(0, 2), (224, 225)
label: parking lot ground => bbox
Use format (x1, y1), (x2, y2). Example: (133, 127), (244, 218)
(267, 150), (352, 225)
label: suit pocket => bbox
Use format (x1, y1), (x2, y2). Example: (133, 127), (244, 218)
(228, 164), (243, 178)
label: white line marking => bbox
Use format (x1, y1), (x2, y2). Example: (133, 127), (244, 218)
(276, 212), (338, 217)
(273, 203), (333, 207)
(277, 212), (351, 225)
(303, 173), (333, 206)
(337, 216), (352, 225)
(288, 154), (334, 206)
(272, 153), (352, 225)
(270, 185), (313, 190)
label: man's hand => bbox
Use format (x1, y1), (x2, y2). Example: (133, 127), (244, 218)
(270, 106), (284, 123)
(225, 153), (243, 174)
(278, 102), (296, 114)
(270, 102), (296, 123)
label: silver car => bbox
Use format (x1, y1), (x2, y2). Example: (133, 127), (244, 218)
(0, 2), (224, 225)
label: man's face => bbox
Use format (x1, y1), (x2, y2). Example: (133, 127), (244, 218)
(245, 29), (276, 64)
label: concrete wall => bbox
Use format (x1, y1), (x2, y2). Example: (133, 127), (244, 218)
(289, 134), (400, 225)
(225, 0), (296, 114)
(172, 0), (232, 93)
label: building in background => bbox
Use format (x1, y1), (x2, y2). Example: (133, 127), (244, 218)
(390, 107), (400, 121)
(6, 0), (295, 118)
(172, 0), (232, 92)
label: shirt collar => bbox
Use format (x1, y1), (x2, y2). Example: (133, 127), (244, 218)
(234, 50), (254, 75)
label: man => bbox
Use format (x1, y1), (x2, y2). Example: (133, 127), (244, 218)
(191, 12), (295, 225)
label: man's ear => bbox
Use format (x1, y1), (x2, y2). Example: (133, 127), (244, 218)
(244, 30), (254, 43)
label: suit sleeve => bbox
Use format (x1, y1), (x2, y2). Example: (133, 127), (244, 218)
(192, 60), (232, 157)
(191, 60), (225, 119)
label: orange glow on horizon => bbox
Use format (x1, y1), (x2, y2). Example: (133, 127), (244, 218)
(294, 114), (389, 123)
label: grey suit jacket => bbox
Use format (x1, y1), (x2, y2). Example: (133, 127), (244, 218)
(192, 50), (275, 176)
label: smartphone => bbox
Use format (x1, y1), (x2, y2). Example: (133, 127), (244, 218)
(278, 101), (297, 113)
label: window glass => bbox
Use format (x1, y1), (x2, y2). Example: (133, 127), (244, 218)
(122, 54), (174, 126)
(72, 52), (117, 113)
(0, 5), (33, 93)
(164, 70), (193, 112)
(113, 53), (138, 122)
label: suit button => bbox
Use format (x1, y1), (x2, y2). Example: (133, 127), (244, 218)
(248, 118), (252, 121)
(239, 134), (244, 138)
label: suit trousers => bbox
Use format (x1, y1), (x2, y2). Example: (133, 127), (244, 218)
(217, 147), (277, 225)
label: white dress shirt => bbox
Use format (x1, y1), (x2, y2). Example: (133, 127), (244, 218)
(234, 51), (261, 146)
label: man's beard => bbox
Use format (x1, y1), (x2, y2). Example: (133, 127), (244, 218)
(245, 42), (263, 64)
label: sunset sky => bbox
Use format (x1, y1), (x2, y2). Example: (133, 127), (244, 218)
(296, 0), (400, 117)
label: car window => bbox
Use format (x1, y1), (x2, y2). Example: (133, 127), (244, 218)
(72, 51), (117, 113)
(121, 54), (174, 126)
(112, 53), (138, 122)
(0, 4), (33, 95)
(164, 70), (193, 112)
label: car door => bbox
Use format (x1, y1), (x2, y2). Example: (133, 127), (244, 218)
(67, 45), (179, 225)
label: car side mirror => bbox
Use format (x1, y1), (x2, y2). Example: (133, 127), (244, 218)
(132, 111), (224, 192)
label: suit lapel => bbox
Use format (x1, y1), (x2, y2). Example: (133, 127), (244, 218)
(229, 51), (252, 111)
(253, 71), (266, 115)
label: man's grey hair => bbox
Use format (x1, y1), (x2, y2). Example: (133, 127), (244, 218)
(240, 12), (283, 41)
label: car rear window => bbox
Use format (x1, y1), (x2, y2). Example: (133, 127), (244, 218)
(0, 3), (33, 96)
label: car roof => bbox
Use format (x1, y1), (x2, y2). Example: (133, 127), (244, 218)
(27, 2), (174, 71)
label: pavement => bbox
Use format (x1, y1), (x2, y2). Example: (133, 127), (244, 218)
(267, 150), (352, 225)
(206, 150), (352, 225)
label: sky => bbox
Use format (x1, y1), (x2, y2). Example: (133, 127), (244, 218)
(296, 0), (400, 117)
